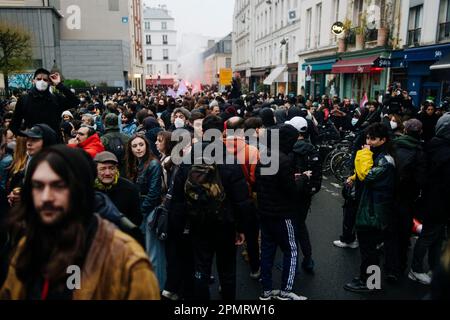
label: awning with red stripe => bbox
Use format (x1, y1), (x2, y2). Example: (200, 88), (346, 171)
(331, 56), (380, 74)
(146, 79), (174, 86)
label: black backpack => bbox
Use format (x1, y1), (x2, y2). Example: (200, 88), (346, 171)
(184, 161), (226, 224)
(107, 136), (126, 164)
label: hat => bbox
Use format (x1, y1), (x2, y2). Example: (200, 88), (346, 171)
(20, 126), (44, 139)
(285, 116), (308, 133)
(94, 151), (119, 164)
(62, 110), (74, 119)
(209, 100), (219, 108)
(403, 119), (423, 133)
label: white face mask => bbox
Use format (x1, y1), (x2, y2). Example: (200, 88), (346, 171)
(390, 121), (398, 130)
(35, 80), (49, 92)
(174, 118), (185, 129)
(352, 118), (359, 126)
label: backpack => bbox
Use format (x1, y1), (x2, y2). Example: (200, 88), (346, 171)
(184, 162), (226, 224)
(107, 136), (126, 164)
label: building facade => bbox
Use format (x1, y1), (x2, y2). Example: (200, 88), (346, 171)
(142, 5), (177, 87)
(203, 34), (232, 86)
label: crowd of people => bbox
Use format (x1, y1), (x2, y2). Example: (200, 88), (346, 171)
(0, 68), (449, 300)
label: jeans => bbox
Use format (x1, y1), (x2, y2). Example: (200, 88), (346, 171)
(244, 214), (261, 273)
(260, 216), (298, 292)
(411, 223), (446, 273)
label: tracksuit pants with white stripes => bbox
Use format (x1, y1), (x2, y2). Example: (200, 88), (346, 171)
(260, 216), (298, 292)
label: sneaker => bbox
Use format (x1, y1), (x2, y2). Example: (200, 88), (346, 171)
(301, 258), (315, 274)
(250, 269), (261, 280)
(259, 290), (280, 301)
(161, 290), (180, 301)
(333, 240), (359, 249)
(408, 270), (431, 285)
(276, 290), (308, 301)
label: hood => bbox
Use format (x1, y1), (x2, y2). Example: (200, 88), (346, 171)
(279, 124), (299, 154)
(143, 117), (160, 131)
(436, 112), (450, 140)
(394, 134), (421, 149)
(293, 139), (315, 155)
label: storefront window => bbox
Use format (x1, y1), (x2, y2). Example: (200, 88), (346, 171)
(326, 74), (339, 97)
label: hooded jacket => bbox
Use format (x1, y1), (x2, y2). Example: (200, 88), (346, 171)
(69, 133), (105, 159)
(291, 139), (322, 196)
(256, 124), (300, 218)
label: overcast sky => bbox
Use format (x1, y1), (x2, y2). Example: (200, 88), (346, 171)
(144, 0), (234, 41)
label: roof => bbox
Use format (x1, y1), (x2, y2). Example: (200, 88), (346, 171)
(143, 7), (174, 20)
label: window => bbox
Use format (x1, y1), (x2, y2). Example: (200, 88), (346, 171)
(306, 8), (312, 49)
(162, 35), (168, 45)
(145, 22), (151, 30)
(163, 49), (169, 60)
(438, 0), (450, 41)
(408, 5), (423, 46)
(316, 3), (322, 47)
(226, 58), (232, 69)
(108, 0), (119, 11)
(146, 35), (151, 45)
(162, 22), (167, 30)
(146, 49), (152, 61)
(166, 64), (170, 74)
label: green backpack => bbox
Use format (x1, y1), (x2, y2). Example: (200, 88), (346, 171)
(184, 163), (226, 224)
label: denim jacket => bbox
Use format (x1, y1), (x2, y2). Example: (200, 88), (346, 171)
(136, 159), (162, 218)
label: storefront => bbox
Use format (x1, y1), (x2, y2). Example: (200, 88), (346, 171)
(301, 55), (338, 98)
(390, 50), (408, 89)
(331, 49), (390, 103)
(402, 43), (450, 106)
(250, 67), (270, 93)
(263, 65), (288, 95)
(287, 63), (298, 96)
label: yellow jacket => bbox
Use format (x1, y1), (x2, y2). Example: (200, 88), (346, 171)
(349, 148), (374, 182)
(0, 216), (160, 300)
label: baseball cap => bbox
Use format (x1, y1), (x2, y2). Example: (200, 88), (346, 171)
(20, 126), (44, 139)
(94, 151), (119, 164)
(285, 116), (308, 133)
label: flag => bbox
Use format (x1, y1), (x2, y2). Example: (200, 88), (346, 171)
(177, 80), (188, 97)
(166, 88), (177, 98)
(360, 92), (368, 109)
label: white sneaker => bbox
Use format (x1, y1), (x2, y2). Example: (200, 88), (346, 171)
(408, 271), (432, 285)
(162, 290), (180, 300)
(259, 290), (280, 301)
(333, 240), (359, 249)
(276, 291), (308, 301)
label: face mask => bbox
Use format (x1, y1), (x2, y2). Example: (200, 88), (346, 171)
(174, 118), (185, 129)
(35, 80), (49, 92)
(390, 121), (398, 130)
(80, 98), (86, 102)
(352, 118), (359, 126)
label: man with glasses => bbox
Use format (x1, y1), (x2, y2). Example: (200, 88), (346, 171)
(68, 125), (105, 159)
(9, 68), (79, 141)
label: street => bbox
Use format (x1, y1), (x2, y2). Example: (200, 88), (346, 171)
(212, 176), (431, 300)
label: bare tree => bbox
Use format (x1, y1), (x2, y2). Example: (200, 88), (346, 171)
(0, 22), (32, 93)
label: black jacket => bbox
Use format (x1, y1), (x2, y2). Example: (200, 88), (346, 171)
(97, 177), (142, 226)
(291, 140), (322, 197)
(392, 135), (427, 208)
(423, 137), (450, 224)
(170, 142), (253, 234)
(10, 85), (79, 137)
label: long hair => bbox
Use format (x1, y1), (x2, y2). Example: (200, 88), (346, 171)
(124, 133), (158, 182)
(157, 131), (175, 157)
(10, 146), (95, 286)
(9, 136), (27, 175)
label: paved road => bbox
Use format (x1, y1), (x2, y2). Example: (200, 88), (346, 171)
(211, 176), (431, 300)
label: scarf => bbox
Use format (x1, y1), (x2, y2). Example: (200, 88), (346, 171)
(94, 172), (120, 191)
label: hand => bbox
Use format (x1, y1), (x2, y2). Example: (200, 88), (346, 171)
(363, 145), (371, 150)
(346, 177), (354, 187)
(294, 173), (302, 181)
(157, 118), (165, 128)
(68, 138), (78, 145)
(235, 233), (245, 246)
(7, 191), (20, 207)
(49, 72), (61, 86)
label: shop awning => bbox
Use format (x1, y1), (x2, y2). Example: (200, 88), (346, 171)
(331, 56), (380, 74)
(263, 65), (287, 85)
(430, 53), (450, 70)
(302, 58), (337, 72)
(146, 79), (174, 86)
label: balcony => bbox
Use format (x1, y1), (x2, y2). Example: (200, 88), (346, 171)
(438, 22), (450, 42)
(407, 28), (421, 47)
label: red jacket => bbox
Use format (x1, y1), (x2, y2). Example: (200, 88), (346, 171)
(69, 133), (105, 158)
